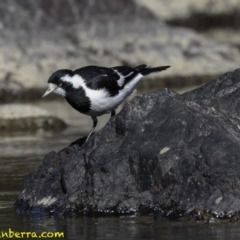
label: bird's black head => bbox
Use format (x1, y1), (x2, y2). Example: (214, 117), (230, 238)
(43, 69), (73, 98)
(48, 69), (73, 85)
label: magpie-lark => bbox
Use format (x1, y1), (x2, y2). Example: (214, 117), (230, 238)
(42, 64), (170, 141)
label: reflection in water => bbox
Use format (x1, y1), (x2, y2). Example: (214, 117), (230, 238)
(1, 208), (240, 240)
(1, 101), (240, 239)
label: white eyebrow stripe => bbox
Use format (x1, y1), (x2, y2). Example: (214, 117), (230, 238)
(61, 74), (84, 89)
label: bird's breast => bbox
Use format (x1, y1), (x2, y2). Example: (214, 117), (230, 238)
(88, 87), (134, 115)
(65, 87), (91, 114)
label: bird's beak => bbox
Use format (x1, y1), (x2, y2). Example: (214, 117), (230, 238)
(42, 84), (56, 98)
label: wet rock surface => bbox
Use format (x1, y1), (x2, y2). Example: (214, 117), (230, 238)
(1, 0), (240, 102)
(0, 104), (67, 133)
(15, 69), (240, 219)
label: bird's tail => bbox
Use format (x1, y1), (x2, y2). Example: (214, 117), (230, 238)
(135, 65), (170, 76)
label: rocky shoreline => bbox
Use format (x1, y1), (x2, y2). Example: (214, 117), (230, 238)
(14, 69), (240, 220)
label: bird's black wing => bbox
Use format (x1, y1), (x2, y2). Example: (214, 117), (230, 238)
(74, 65), (142, 96)
(74, 66), (121, 96)
(89, 74), (122, 96)
(111, 66), (139, 85)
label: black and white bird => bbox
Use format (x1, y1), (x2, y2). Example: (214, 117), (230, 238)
(42, 64), (170, 141)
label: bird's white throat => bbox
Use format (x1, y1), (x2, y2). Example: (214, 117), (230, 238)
(54, 86), (66, 97)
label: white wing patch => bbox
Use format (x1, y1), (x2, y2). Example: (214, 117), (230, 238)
(113, 69), (125, 87)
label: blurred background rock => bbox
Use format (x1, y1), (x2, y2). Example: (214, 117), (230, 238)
(0, 0), (240, 132)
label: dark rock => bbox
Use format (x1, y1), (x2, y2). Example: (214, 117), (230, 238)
(15, 69), (240, 219)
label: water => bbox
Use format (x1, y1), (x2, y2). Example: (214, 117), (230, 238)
(1, 100), (240, 239)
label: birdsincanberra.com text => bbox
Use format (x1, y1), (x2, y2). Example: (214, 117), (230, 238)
(0, 228), (64, 238)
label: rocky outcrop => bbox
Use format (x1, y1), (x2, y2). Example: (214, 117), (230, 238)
(14, 69), (240, 220)
(0, 104), (66, 133)
(1, 0), (240, 102)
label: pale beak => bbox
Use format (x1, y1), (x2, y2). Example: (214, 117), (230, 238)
(42, 88), (55, 98)
(42, 83), (58, 98)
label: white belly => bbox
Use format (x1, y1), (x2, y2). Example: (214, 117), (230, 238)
(88, 75), (143, 116)
(88, 88), (133, 116)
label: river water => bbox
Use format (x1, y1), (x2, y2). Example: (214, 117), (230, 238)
(1, 99), (240, 239)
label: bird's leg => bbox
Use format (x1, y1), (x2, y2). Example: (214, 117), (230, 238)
(111, 110), (116, 117)
(86, 116), (98, 142)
